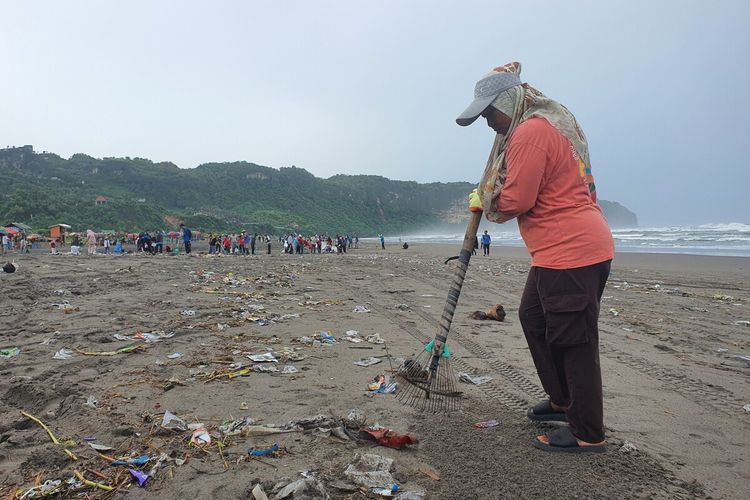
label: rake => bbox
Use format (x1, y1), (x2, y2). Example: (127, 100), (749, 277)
(396, 135), (501, 413)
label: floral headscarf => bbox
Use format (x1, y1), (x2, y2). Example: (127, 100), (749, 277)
(478, 62), (596, 222)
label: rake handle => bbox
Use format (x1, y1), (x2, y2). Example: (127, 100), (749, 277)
(428, 211), (482, 371)
(428, 133), (502, 372)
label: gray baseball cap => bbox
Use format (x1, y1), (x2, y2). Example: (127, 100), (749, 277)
(456, 71), (522, 126)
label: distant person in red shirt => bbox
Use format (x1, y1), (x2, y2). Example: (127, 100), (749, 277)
(458, 62), (614, 453)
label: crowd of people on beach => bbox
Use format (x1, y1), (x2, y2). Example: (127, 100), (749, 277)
(3, 225), (381, 258)
(1, 233), (32, 255)
(279, 234), (359, 254)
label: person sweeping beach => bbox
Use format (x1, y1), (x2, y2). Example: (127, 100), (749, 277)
(457, 62), (614, 453)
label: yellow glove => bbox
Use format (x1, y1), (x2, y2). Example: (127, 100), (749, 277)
(468, 188), (483, 212)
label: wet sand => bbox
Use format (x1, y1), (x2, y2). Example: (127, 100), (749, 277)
(1, 243), (748, 499)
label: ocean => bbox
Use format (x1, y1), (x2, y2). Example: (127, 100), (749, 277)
(399, 223), (750, 257)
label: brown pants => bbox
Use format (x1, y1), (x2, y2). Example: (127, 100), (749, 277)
(519, 260), (611, 443)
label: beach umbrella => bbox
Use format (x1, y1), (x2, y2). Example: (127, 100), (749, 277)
(4, 227), (18, 235)
(168, 231), (178, 237)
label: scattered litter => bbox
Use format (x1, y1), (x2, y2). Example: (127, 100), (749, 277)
(716, 348), (729, 353)
(240, 402), (249, 410)
(619, 441), (638, 453)
(147, 453), (170, 479)
(248, 352), (278, 363)
(217, 323), (229, 331)
(112, 454), (151, 466)
(743, 404), (750, 413)
(20, 410), (77, 461)
(161, 410), (187, 431)
(473, 419), (499, 428)
(219, 417), (256, 436)
(128, 469), (150, 487)
(181, 309), (196, 316)
(278, 313), (300, 321)
(84, 395), (98, 408)
(167, 352), (183, 359)
(354, 357), (382, 367)
(0, 347), (20, 359)
(251, 484), (269, 500)
(190, 428), (212, 446)
(468, 304), (506, 321)
(368, 374), (397, 393)
(17, 479), (74, 498)
(53, 289), (66, 295)
(77, 345), (146, 356)
(318, 331), (336, 344)
(370, 484), (400, 497)
(344, 330), (362, 344)
(274, 478), (327, 499)
(53, 348), (75, 360)
(243, 424), (300, 437)
(344, 453), (396, 488)
(252, 364), (279, 373)
(366, 333), (385, 344)
(88, 442), (115, 452)
(458, 372), (493, 385)
(394, 303), (410, 311)
(353, 305), (371, 313)
(248, 442), (280, 457)
(2, 262), (17, 273)
(278, 348), (306, 362)
(609, 308), (620, 317)
(713, 294), (734, 301)
(292, 415), (353, 440)
(361, 427), (418, 449)
(113, 331), (175, 343)
(735, 320), (750, 327)
(281, 365), (299, 374)
(51, 301), (75, 310)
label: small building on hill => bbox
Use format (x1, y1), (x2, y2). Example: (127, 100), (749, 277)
(95, 195), (108, 205)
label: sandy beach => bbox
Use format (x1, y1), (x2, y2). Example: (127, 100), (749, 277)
(1, 242), (748, 499)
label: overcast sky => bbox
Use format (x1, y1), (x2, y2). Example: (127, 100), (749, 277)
(1, 0), (748, 225)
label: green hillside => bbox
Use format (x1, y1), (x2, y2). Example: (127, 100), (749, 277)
(0, 146), (637, 235)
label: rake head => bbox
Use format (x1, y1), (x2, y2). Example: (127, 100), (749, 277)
(396, 350), (462, 413)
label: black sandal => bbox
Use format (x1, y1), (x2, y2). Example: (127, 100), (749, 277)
(526, 400), (568, 423)
(533, 427), (606, 454)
